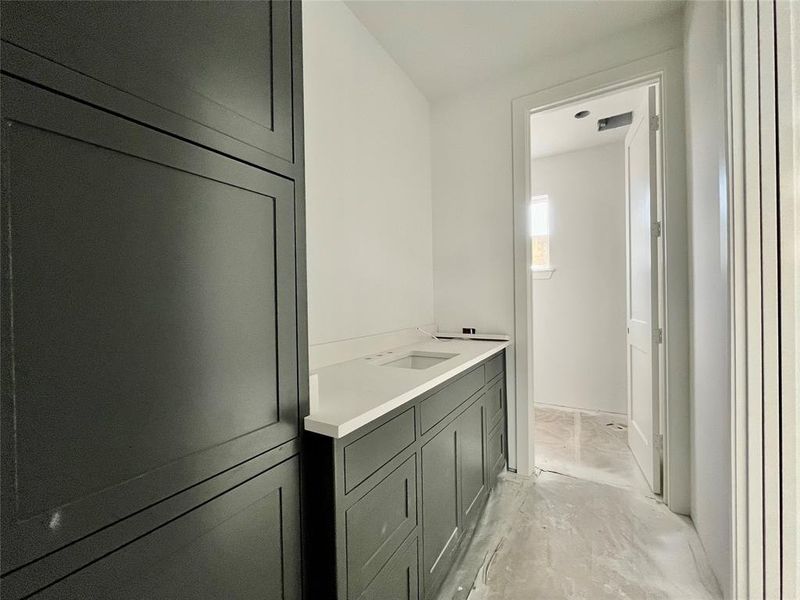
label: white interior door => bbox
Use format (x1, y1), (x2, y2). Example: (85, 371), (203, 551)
(624, 86), (661, 493)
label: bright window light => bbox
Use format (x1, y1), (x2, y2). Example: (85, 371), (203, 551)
(530, 195), (550, 270)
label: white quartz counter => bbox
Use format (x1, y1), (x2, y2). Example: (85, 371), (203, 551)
(304, 339), (509, 438)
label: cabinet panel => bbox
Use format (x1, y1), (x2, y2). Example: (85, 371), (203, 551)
(344, 408), (416, 493)
(358, 536), (419, 600)
(0, 76), (299, 572)
(346, 456), (417, 599)
(421, 421), (460, 597)
(420, 366), (484, 434)
(485, 353), (504, 383)
(31, 458), (302, 600)
(1, 1), (296, 172)
(486, 379), (505, 431)
(487, 422), (507, 483)
(459, 398), (487, 525)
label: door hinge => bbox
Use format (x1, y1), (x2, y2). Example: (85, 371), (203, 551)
(650, 115), (661, 131)
(655, 433), (664, 455)
(654, 328), (663, 344)
(651, 221), (662, 237)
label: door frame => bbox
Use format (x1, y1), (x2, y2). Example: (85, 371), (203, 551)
(510, 48), (690, 514)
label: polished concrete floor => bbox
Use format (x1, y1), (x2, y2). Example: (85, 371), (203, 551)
(534, 405), (651, 493)
(436, 405), (722, 600)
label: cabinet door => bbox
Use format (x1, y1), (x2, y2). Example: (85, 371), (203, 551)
(487, 423), (507, 484)
(1, 1), (298, 174)
(346, 456), (417, 599)
(32, 458), (302, 600)
(359, 537), (419, 600)
(421, 421), (460, 598)
(0, 76), (299, 573)
(459, 398), (487, 527)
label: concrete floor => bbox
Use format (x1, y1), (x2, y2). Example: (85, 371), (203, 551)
(436, 405), (722, 600)
(534, 405), (651, 493)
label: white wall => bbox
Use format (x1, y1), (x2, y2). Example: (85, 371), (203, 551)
(683, 1), (731, 596)
(302, 1), (434, 360)
(431, 12), (684, 469)
(531, 143), (627, 415)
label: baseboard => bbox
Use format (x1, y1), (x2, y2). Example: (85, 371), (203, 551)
(534, 401), (628, 423)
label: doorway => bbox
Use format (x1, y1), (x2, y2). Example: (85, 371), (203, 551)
(510, 50), (690, 515)
(526, 81), (665, 495)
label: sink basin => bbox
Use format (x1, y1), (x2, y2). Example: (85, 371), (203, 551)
(381, 351), (457, 370)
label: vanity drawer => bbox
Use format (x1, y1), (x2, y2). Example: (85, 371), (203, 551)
(344, 408), (416, 493)
(346, 456), (417, 599)
(485, 352), (504, 383)
(485, 380), (505, 431)
(420, 367), (484, 434)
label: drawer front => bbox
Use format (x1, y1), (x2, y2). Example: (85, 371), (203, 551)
(346, 456), (418, 599)
(487, 422), (507, 482)
(344, 408), (416, 493)
(358, 536), (419, 600)
(486, 380), (505, 431)
(485, 353), (504, 383)
(420, 367), (484, 434)
(30, 458), (302, 600)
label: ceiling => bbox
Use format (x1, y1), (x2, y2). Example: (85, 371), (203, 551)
(344, 0), (683, 100)
(531, 85), (647, 159)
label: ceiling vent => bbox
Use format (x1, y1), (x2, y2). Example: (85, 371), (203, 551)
(597, 111), (633, 131)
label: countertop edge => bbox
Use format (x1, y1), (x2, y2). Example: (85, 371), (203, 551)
(303, 343), (508, 439)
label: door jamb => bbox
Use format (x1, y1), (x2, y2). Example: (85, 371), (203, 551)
(511, 49), (690, 515)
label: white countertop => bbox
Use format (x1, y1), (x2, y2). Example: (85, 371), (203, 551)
(304, 338), (509, 438)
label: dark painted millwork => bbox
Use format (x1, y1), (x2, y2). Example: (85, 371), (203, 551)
(460, 399), (488, 526)
(360, 536), (419, 600)
(305, 351), (507, 600)
(29, 458), (302, 600)
(486, 378), (506, 431)
(485, 353), (504, 383)
(488, 420), (508, 483)
(344, 407), (416, 493)
(421, 418), (461, 596)
(347, 456), (418, 599)
(420, 366), (484, 434)
(1, 3), (307, 598)
(1, 1), (300, 176)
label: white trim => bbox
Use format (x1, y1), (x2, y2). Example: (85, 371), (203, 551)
(727, 1), (800, 595)
(534, 401), (628, 424)
(512, 49), (690, 511)
(776, 0), (800, 594)
(725, 1), (749, 596)
(530, 267), (555, 280)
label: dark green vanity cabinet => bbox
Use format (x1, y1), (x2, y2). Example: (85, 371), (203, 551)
(1, 3), (307, 598)
(306, 351), (507, 600)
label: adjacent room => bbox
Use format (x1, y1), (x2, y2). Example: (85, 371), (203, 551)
(529, 85), (658, 492)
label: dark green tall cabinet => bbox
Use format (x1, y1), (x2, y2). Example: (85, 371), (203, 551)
(0, 2), (308, 598)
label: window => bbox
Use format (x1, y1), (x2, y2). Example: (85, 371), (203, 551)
(530, 195), (552, 274)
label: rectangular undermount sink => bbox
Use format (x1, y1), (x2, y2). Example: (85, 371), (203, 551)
(381, 351), (458, 370)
